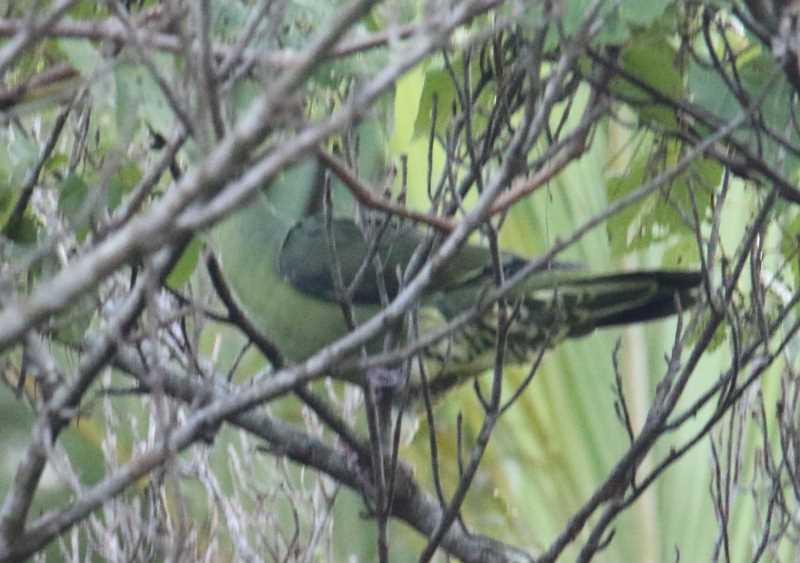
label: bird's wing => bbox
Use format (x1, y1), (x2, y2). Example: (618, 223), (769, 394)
(276, 214), (494, 304)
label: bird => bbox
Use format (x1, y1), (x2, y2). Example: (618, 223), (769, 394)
(214, 193), (702, 395)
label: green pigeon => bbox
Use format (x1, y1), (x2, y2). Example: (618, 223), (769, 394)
(214, 194), (701, 393)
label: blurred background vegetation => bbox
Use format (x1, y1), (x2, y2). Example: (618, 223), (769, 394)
(1, 0), (798, 561)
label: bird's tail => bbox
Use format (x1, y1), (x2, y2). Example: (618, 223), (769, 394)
(413, 269), (703, 400)
(517, 270), (703, 338)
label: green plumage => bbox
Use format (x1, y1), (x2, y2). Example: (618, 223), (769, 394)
(215, 196), (701, 388)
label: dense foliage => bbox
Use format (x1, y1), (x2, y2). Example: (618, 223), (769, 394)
(0, 1), (799, 561)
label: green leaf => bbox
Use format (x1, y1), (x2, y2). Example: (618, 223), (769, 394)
(113, 64), (139, 142)
(0, 132), (41, 243)
(166, 237), (202, 289)
(11, 133), (38, 171)
(3, 212), (38, 245)
(550, 0), (630, 46)
(391, 64), (425, 151)
(596, 7), (630, 44)
(108, 162), (142, 211)
(652, 154), (720, 233)
(211, 0), (250, 43)
(621, 0), (670, 25)
(355, 120), (387, 185)
(68, 0), (106, 18)
(781, 212), (800, 287)
(57, 174), (90, 241)
(689, 51), (800, 176)
(43, 152), (69, 174)
(413, 62), (458, 138)
(606, 151), (719, 259)
(663, 237), (699, 268)
(412, 54), (494, 141)
(113, 60), (176, 137)
(230, 78), (261, 121)
(615, 34), (683, 127)
(606, 158), (649, 256)
(0, 182), (15, 227)
(55, 39), (102, 76)
(53, 293), (96, 345)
